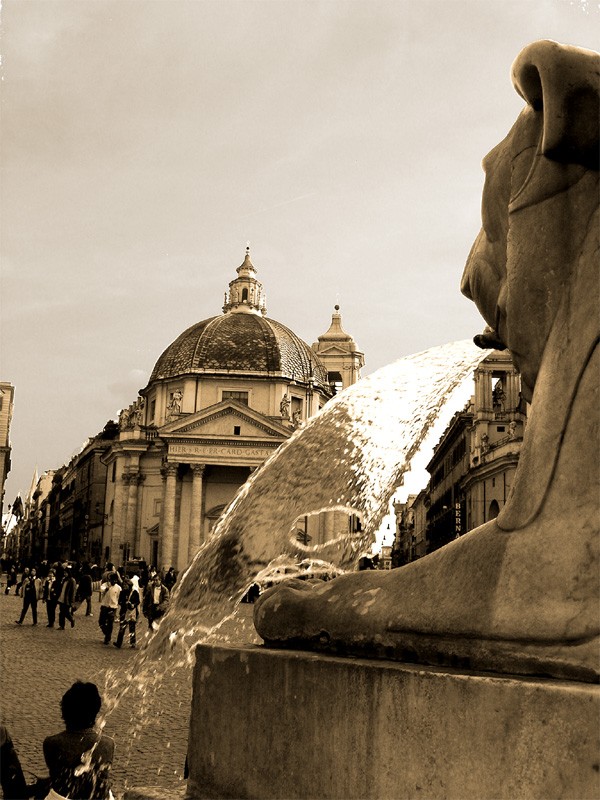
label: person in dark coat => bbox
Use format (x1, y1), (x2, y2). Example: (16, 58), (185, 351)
(42, 567), (60, 627)
(163, 566), (177, 592)
(15, 567), (42, 625)
(57, 565), (77, 630)
(0, 724), (27, 799)
(142, 573), (170, 631)
(5, 564), (17, 595)
(77, 568), (94, 616)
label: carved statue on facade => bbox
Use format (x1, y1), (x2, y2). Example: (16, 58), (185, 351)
(254, 41), (600, 682)
(167, 389), (183, 421)
(119, 407), (131, 430)
(291, 409), (302, 428)
(133, 399), (145, 427)
(279, 393), (290, 419)
(492, 381), (506, 412)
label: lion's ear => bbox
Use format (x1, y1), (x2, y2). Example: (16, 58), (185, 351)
(512, 40), (599, 170)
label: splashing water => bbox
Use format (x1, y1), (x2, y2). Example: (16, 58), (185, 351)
(145, 339), (485, 659)
(100, 339), (485, 792)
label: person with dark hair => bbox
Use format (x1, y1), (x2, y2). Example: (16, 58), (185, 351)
(43, 681), (115, 799)
(0, 724), (28, 799)
(142, 572), (170, 631)
(77, 568), (94, 617)
(42, 568), (60, 628)
(5, 563), (18, 594)
(57, 566), (77, 630)
(98, 573), (121, 645)
(113, 575), (140, 649)
(163, 566), (177, 592)
(15, 567), (42, 625)
(15, 566), (30, 596)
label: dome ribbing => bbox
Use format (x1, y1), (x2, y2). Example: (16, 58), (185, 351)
(149, 313), (329, 387)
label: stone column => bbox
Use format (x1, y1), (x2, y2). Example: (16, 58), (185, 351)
(160, 464), (178, 570)
(126, 473), (145, 558)
(506, 370), (521, 412)
(111, 470), (129, 564)
(189, 464), (206, 562)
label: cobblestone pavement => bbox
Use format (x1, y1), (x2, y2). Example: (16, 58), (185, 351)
(0, 586), (257, 799)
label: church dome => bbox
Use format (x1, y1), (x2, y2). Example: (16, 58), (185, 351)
(149, 313), (329, 385)
(148, 248), (329, 388)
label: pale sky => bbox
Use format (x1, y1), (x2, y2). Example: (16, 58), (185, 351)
(1, 0), (597, 504)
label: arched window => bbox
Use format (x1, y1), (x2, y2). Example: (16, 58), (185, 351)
(328, 371), (343, 395)
(488, 499), (500, 520)
(242, 288), (249, 302)
(206, 504), (227, 535)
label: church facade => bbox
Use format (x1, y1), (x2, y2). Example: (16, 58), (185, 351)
(101, 250), (364, 572)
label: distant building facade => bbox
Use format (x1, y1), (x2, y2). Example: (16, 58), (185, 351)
(393, 350), (527, 564)
(44, 422), (119, 564)
(0, 382), (14, 520)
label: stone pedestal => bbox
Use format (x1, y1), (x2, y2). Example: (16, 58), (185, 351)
(186, 644), (600, 800)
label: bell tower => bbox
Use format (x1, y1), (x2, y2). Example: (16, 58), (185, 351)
(223, 246), (267, 316)
(312, 305), (364, 392)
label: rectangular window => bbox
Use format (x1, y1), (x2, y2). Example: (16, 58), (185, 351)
(497, 426), (505, 432)
(291, 397), (303, 414)
(222, 390), (249, 405)
(233, 425), (241, 436)
(153, 499), (162, 517)
(150, 399), (156, 421)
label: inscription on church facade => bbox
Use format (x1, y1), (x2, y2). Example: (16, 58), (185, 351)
(169, 443), (273, 459)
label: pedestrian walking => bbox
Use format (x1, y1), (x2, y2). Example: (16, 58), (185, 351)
(113, 575), (140, 649)
(42, 568), (60, 627)
(15, 566), (29, 596)
(77, 568), (94, 616)
(57, 565), (77, 630)
(142, 572), (170, 631)
(43, 681), (115, 800)
(15, 567), (42, 625)
(99, 573), (121, 645)
(163, 566), (177, 592)
(4, 564), (17, 595)
(101, 562), (121, 587)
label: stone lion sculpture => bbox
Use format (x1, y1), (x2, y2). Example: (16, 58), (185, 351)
(254, 40), (599, 682)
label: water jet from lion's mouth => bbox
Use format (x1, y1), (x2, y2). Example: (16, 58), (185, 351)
(144, 339), (485, 662)
(98, 340), (486, 791)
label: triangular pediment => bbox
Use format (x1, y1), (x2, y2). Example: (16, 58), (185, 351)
(160, 400), (291, 439)
(317, 344), (352, 356)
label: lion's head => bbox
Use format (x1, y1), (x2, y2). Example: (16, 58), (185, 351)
(461, 40), (599, 402)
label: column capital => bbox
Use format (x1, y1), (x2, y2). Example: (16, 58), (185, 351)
(192, 464), (206, 477)
(161, 463), (179, 479)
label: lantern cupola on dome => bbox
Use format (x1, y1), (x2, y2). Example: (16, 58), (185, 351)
(222, 246), (267, 315)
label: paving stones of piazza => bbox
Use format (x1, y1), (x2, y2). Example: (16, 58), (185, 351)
(0, 585), (257, 799)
